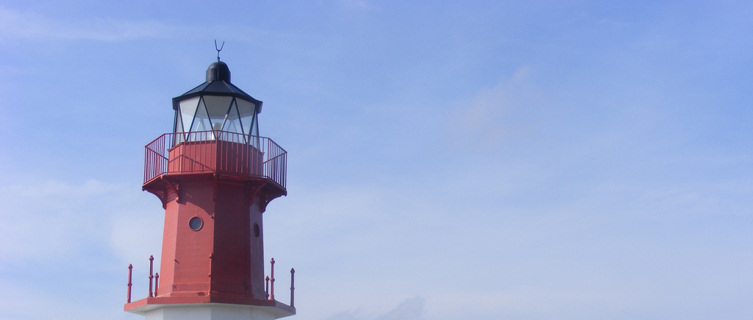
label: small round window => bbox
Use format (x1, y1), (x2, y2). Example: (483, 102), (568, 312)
(189, 217), (203, 231)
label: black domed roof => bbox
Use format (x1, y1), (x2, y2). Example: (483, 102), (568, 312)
(206, 61), (231, 82)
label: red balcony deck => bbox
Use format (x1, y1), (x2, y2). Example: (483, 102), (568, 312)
(143, 131), (287, 192)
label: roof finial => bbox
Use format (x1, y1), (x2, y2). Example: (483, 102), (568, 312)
(214, 40), (225, 62)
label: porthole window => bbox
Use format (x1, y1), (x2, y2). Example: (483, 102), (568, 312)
(189, 217), (203, 231)
(253, 223), (260, 237)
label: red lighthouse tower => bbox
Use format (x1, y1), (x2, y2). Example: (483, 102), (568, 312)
(125, 59), (295, 320)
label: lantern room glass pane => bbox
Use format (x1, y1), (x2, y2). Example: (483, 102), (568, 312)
(203, 95), (233, 131)
(174, 111), (186, 144)
(223, 119), (243, 142)
(222, 100), (245, 142)
(179, 97), (200, 134)
(236, 99), (257, 136)
(189, 98), (213, 140)
(174, 112), (184, 133)
(249, 115), (258, 136)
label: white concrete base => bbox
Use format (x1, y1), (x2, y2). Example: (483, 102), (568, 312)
(138, 303), (284, 320)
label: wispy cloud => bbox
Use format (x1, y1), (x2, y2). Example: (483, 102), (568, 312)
(322, 296), (424, 320)
(376, 296), (423, 320)
(451, 66), (546, 147)
(336, 0), (379, 11)
(110, 207), (163, 265)
(6, 179), (118, 197)
(0, 6), (178, 41)
(0, 179), (154, 262)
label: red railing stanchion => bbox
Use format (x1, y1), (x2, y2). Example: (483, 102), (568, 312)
(127, 264), (133, 303)
(269, 258), (275, 300)
(148, 255), (154, 298)
(290, 268), (295, 307)
(265, 276), (270, 299)
(155, 273), (159, 296)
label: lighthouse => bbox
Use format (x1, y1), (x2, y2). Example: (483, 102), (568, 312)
(124, 58), (295, 320)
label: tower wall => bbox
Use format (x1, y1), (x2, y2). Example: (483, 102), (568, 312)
(158, 178), (216, 296)
(156, 177), (267, 299)
(211, 182), (266, 299)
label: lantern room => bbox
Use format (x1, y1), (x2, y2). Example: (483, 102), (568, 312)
(173, 61), (260, 143)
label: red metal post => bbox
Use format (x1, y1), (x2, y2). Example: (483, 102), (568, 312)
(127, 264), (133, 303)
(148, 255), (154, 297)
(290, 268), (295, 307)
(155, 273), (159, 296)
(269, 258), (275, 300)
(265, 276), (270, 299)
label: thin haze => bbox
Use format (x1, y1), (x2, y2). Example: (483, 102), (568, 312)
(0, 1), (751, 320)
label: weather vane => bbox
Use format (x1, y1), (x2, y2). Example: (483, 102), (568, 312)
(215, 40), (225, 61)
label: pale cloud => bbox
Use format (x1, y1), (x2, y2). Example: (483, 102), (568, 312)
(0, 6), (177, 42)
(6, 178), (119, 197)
(0, 178), (145, 262)
(451, 66), (546, 147)
(0, 264), (139, 320)
(322, 296), (424, 320)
(337, 0), (376, 11)
(110, 206), (163, 265)
(426, 288), (629, 319)
(322, 310), (362, 320)
(0, 279), (96, 319)
(376, 296), (423, 320)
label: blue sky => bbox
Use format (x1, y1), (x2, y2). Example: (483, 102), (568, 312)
(1, 1), (752, 319)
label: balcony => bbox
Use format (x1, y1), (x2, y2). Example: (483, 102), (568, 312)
(143, 130), (287, 192)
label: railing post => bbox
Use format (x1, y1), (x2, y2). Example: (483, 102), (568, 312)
(269, 258), (275, 300)
(290, 268), (295, 307)
(265, 276), (270, 299)
(148, 255), (154, 298)
(155, 273), (159, 296)
(127, 264), (133, 303)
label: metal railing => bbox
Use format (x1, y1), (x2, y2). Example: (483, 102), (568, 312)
(264, 258), (295, 307)
(127, 255), (295, 307)
(144, 131), (286, 189)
